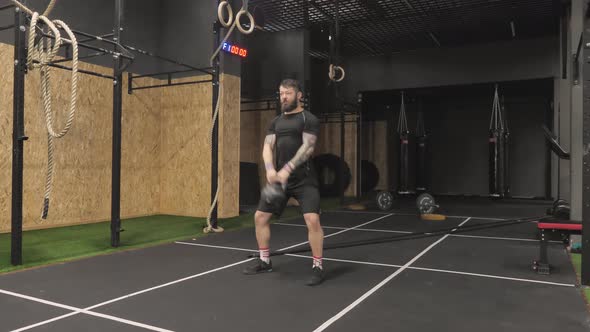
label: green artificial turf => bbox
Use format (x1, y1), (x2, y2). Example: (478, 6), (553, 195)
(0, 198), (342, 274)
(570, 253), (590, 304)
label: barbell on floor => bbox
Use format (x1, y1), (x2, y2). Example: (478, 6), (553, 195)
(375, 191), (439, 215)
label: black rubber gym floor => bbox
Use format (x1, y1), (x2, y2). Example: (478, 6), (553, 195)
(1, 203), (589, 332)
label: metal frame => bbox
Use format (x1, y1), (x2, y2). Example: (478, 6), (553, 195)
(110, 0), (124, 247)
(7, 0), (232, 263)
(128, 74), (212, 93)
(11, 1), (26, 265)
(126, 50), (214, 94)
(9, 0), (137, 264)
(240, 99), (277, 112)
(581, 0), (590, 286)
(210, 3), (222, 230)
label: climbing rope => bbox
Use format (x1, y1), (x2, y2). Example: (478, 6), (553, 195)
(203, 0), (255, 234)
(13, 0), (79, 222)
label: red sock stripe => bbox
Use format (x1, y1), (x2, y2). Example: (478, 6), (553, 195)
(259, 247), (269, 250)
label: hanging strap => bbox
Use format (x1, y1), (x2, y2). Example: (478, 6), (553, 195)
(489, 84), (504, 131)
(397, 91), (409, 134)
(416, 109), (425, 137)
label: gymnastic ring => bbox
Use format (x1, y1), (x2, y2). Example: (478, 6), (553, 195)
(218, 1), (233, 28)
(329, 64), (345, 82)
(236, 9), (255, 34)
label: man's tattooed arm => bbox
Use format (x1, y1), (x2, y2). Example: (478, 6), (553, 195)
(262, 134), (276, 171)
(281, 132), (317, 173)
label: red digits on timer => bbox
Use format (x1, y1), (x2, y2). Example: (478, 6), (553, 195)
(223, 43), (248, 58)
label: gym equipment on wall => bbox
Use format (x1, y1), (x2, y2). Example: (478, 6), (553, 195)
(415, 104), (428, 192)
(375, 91), (439, 215)
(542, 124), (571, 220)
(501, 97), (510, 196)
(397, 91), (410, 194)
(489, 85), (509, 198)
(542, 124), (570, 160)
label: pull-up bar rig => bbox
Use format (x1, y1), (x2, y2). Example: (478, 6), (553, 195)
(123, 2), (226, 233)
(120, 0), (233, 234)
(125, 45), (214, 93)
(6, 0), (220, 266)
(7, 0), (134, 265)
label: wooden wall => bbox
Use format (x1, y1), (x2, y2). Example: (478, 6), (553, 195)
(0, 42), (240, 232)
(158, 76), (211, 217)
(218, 74), (241, 218)
(240, 109), (278, 190)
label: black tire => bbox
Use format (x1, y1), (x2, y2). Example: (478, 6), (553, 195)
(361, 160), (379, 193)
(313, 153), (351, 197)
(239, 162), (261, 205)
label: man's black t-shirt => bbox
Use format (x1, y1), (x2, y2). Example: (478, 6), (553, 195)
(267, 110), (320, 182)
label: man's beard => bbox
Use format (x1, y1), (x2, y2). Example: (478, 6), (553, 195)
(281, 98), (298, 113)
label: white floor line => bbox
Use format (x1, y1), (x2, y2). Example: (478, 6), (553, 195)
(175, 241), (257, 252)
(1, 289), (175, 332)
(8, 258), (253, 332)
(449, 234), (563, 243)
(11, 312), (82, 332)
(331, 209), (546, 222)
(328, 209), (516, 221)
(274, 222), (412, 234)
(0, 289), (80, 311)
(408, 266), (576, 287)
(274, 222), (563, 243)
(445, 214), (507, 220)
(173, 241), (576, 288)
(84, 259), (252, 310)
(312, 217), (471, 332)
(323, 210), (390, 215)
(285, 254), (403, 268)
(277, 213), (395, 252)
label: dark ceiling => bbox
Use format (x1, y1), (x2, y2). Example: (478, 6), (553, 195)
(247, 0), (562, 57)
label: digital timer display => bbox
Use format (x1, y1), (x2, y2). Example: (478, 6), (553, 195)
(222, 42), (248, 58)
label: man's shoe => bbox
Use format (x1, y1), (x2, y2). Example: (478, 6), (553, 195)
(243, 258), (273, 275)
(306, 266), (325, 286)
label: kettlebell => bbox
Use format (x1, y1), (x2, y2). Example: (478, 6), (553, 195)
(262, 182), (286, 205)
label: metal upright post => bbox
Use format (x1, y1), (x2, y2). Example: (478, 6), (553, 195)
(210, 15), (221, 229)
(11, 3), (27, 266)
(111, 0), (124, 247)
(356, 95), (362, 200)
(581, 0), (590, 285)
(340, 107), (345, 205)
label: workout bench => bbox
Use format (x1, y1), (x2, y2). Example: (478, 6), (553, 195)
(533, 220), (582, 275)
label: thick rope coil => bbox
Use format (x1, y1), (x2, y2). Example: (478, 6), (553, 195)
(204, 1), (255, 234)
(13, 0), (79, 222)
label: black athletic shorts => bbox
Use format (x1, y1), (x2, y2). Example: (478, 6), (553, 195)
(257, 176), (320, 216)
